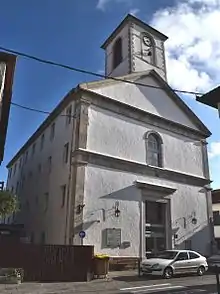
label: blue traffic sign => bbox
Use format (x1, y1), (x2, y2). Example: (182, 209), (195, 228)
(79, 231), (86, 239)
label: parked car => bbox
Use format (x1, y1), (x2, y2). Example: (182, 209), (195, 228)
(141, 250), (208, 279)
(207, 254), (220, 272)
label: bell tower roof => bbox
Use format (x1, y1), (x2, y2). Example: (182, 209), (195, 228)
(101, 14), (168, 50)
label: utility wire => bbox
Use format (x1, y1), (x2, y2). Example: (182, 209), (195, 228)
(1, 45), (205, 96)
(11, 101), (77, 118)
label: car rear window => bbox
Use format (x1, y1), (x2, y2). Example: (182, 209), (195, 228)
(189, 252), (200, 259)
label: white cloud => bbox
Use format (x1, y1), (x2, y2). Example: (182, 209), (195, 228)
(150, 0), (220, 94)
(96, 0), (132, 11)
(97, 0), (111, 10)
(129, 8), (140, 16)
(208, 141), (220, 159)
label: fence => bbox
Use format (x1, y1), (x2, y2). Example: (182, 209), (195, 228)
(0, 242), (94, 282)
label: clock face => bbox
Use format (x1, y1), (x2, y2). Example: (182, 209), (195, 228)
(143, 36), (152, 47)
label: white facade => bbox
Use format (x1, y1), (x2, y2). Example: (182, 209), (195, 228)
(6, 99), (75, 244)
(5, 14), (213, 258)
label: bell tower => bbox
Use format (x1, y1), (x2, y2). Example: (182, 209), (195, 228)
(101, 14), (168, 81)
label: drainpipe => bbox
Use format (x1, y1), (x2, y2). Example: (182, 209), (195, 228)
(138, 199), (143, 276)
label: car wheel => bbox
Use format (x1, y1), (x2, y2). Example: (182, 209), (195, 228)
(197, 266), (205, 276)
(163, 267), (173, 279)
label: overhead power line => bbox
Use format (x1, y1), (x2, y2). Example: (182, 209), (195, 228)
(1, 45), (205, 97)
(11, 101), (77, 118)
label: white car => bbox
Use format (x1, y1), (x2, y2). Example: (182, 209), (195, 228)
(141, 250), (208, 279)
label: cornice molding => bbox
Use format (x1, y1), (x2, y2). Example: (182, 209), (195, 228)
(72, 148), (211, 187)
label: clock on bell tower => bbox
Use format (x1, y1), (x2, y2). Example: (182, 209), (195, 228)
(101, 14), (168, 81)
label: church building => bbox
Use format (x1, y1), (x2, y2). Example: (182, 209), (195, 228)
(6, 14), (213, 261)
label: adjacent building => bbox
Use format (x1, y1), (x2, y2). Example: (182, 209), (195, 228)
(6, 14), (214, 260)
(212, 189), (220, 250)
(0, 52), (17, 165)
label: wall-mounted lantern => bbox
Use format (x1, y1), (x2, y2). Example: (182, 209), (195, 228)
(114, 201), (120, 218)
(192, 217), (197, 225)
(76, 204), (85, 214)
(191, 211), (197, 225)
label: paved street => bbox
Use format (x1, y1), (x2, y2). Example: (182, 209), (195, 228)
(0, 272), (219, 293)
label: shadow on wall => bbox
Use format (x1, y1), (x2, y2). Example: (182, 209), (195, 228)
(174, 224), (212, 256)
(74, 220), (100, 235)
(100, 185), (140, 202)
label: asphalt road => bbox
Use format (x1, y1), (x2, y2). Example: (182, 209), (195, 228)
(0, 273), (219, 293)
(117, 274), (219, 294)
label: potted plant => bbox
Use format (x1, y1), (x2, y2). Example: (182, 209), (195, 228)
(5, 268), (23, 284)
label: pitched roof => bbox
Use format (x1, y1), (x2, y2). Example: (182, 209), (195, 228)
(196, 86), (220, 109)
(101, 14), (168, 49)
(80, 69), (211, 137)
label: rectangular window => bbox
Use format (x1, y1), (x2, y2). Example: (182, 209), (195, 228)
(21, 176), (25, 189)
(40, 134), (45, 150)
(32, 143), (36, 156)
(48, 156), (52, 173)
(41, 231), (46, 244)
(38, 163), (42, 173)
(13, 163), (17, 176)
(16, 181), (19, 194)
(8, 168), (12, 179)
(61, 185), (66, 208)
(63, 143), (69, 164)
(25, 151), (28, 163)
(44, 192), (49, 212)
(66, 105), (72, 126)
(50, 123), (55, 141)
(19, 157), (22, 169)
(213, 211), (220, 225)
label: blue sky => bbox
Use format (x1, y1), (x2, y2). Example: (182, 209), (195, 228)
(1, 0), (220, 188)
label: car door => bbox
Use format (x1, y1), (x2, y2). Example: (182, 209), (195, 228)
(188, 251), (202, 273)
(173, 252), (190, 274)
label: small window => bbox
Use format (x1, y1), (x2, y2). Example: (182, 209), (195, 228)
(8, 168), (12, 179)
(19, 158), (22, 169)
(113, 37), (122, 69)
(48, 156), (52, 173)
(16, 181), (19, 194)
(41, 231), (46, 244)
(66, 105), (72, 126)
(61, 185), (66, 208)
(30, 232), (34, 243)
(25, 151), (28, 163)
(176, 252), (188, 261)
(40, 134), (45, 150)
(38, 163), (42, 173)
(63, 143), (69, 164)
(44, 193), (49, 212)
(28, 171), (33, 179)
(50, 123), (55, 141)
(32, 143), (36, 156)
(13, 163), (17, 176)
(189, 252), (200, 259)
(25, 200), (30, 211)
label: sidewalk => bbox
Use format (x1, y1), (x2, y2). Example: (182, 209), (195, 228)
(0, 270), (140, 294)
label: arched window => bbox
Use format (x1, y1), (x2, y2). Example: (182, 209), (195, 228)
(113, 37), (122, 69)
(145, 132), (163, 167)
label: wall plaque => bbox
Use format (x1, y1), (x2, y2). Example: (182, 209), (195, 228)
(106, 228), (121, 248)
